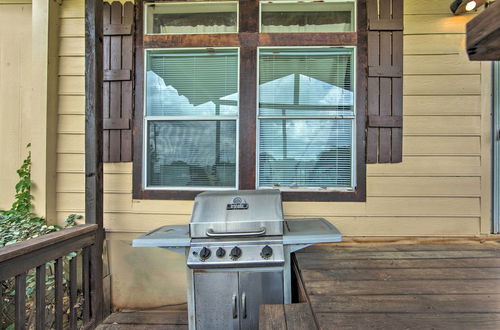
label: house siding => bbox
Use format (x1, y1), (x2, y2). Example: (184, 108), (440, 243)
(0, 0), (32, 211)
(55, 0), (491, 308)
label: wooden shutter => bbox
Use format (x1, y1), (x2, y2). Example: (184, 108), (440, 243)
(103, 2), (134, 162)
(366, 0), (403, 163)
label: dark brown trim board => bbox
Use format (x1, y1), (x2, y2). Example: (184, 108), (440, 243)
(133, 0), (367, 202)
(85, 0), (105, 324)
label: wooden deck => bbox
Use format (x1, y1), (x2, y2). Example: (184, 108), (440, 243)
(96, 310), (188, 329)
(293, 241), (500, 329)
(98, 241), (500, 329)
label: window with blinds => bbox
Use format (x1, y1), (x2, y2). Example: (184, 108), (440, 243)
(260, 0), (356, 33)
(145, 49), (239, 189)
(257, 48), (355, 190)
(144, 1), (238, 34)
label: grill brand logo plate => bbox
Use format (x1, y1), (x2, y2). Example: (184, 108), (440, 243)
(226, 196), (249, 210)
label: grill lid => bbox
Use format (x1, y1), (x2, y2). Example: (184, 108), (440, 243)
(190, 189), (284, 238)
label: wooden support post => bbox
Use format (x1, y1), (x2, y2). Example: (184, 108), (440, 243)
(85, 0), (105, 326)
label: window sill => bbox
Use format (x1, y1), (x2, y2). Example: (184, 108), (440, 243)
(133, 187), (366, 202)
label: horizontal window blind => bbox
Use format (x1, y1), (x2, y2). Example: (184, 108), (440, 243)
(145, 2), (238, 34)
(261, 1), (356, 33)
(259, 119), (353, 187)
(147, 121), (237, 188)
(146, 49), (238, 117)
(258, 48), (355, 189)
(145, 49), (238, 189)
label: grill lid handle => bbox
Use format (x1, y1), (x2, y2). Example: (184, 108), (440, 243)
(206, 228), (266, 238)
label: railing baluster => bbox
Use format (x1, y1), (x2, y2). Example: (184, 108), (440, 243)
(0, 225), (98, 328)
(82, 246), (91, 324)
(35, 264), (46, 330)
(0, 280), (3, 323)
(15, 272), (26, 330)
(55, 257), (63, 330)
(69, 255), (78, 330)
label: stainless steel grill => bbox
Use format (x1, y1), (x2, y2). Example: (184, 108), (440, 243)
(133, 189), (342, 330)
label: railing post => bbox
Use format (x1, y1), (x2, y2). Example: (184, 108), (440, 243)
(85, 0), (105, 326)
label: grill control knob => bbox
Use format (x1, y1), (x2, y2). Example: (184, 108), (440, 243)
(199, 247), (211, 260)
(216, 247), (226, 258)
(261, 245), (273, 259)
(230, 246), (242, 260)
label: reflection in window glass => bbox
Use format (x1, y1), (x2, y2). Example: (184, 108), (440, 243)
(145, 2), (238, 34)
(144, 49), (238, 189)
(258, 48), (355, 189)
(261, 1), (355, 33)
(147, 121), (237, 187)
(259, 120), (352, 187)
(146, 49), (238, 117)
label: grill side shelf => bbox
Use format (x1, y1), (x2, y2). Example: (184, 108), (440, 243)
(283, 218), (342, 246)
(132, 225), (190, 248)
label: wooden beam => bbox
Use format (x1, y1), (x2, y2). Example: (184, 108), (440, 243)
(85, 0), (105, 325)
(467, 1), (500, 60)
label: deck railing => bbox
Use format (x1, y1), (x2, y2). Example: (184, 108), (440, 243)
(0, 224), (102, 329)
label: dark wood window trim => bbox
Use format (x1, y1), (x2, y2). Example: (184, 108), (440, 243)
(133, 0), (367, 202)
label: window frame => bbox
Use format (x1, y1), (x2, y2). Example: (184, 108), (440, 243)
(256, 46), (357, 191)
(133, 0), (367, 202)
(142, 47), (241, 190)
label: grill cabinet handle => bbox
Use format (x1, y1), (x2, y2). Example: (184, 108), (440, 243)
(206, 228), (266, 237)
(232, 294), (238, 319)
(242, 292), (247, 319)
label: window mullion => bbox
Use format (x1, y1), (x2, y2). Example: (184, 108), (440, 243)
(238, 45), (258, 189)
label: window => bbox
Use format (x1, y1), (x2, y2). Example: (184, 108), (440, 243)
(260, 0), (355, 33)
(258, 48), (355, 190)
(145, 49), (239, 189)
(134, 0), (366, 201)
(144, 1), (239, 34)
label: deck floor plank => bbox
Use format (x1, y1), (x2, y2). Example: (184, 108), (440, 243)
(297, 257), (500, 269)
(316, 313), (500, 330)
(96, 311), (188, 329)
(259, 304), (287, 330)
(301, 267), (500, 281)
(97, 325), (188, 330)
(300, 243), (500, 253)
(309, 294), (500, 313)
(283, 303), (317, 330)
(296, 242), (500, 330)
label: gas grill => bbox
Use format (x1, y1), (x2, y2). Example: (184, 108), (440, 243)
(133, 189), (342, 330)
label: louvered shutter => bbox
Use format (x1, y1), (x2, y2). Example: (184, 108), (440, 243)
(366, 0), (403, 163)
(102, 2), (134, 162)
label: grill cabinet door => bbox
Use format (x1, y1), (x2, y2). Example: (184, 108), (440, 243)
(194, 272), (239, 330)
(238, 271), (284, 330)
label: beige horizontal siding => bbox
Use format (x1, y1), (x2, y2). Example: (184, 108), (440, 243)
(55, 2), (489, 236)
(404, 95), (480, 116)
(54, 0), (491, 309)
(0, 2), (32, 211)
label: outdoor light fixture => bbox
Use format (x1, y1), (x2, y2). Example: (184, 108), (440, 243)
(450, 0), (487, 15)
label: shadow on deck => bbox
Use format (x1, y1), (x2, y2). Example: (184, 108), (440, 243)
(100, 240), (500, 329)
